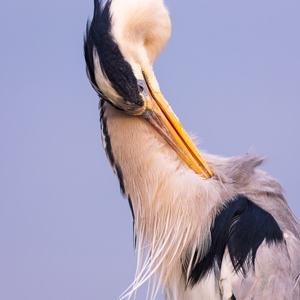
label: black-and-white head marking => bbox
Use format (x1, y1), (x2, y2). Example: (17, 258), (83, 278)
(84, 0), (144, 114)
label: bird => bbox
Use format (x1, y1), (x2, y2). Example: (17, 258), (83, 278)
(84, 0), (300, 299)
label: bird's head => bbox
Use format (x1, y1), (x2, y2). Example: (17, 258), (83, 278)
(84, 0), (213, 178)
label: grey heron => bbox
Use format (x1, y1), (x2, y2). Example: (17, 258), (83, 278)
(84, 0), (300, 299)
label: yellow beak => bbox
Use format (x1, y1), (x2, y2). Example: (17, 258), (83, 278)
(141, 73), (213, 179)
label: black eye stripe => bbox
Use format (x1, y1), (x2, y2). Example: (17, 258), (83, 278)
(84, 0), (143, 107)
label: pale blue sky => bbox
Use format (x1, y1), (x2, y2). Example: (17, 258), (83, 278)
(0, 1), (299, 299)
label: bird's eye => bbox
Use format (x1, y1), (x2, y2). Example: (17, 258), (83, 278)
(137, 80), (147, 97)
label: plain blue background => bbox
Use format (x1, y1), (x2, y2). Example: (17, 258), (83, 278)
(1, 1), (299, 299)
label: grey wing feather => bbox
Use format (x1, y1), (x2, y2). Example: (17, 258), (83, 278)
(221, 188), (300, 299)
(231, 238), (300, 299)
(217, 159), (300, 300)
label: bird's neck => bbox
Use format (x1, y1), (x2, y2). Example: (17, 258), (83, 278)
(100, 101), (218, 219)
(100, 101), (224, 291)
